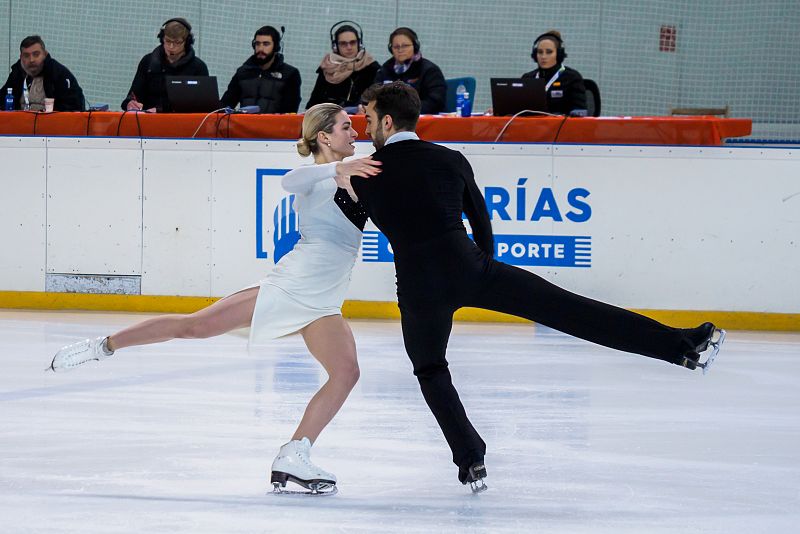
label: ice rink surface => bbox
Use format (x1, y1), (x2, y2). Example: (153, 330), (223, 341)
(1, 309), (798, 533)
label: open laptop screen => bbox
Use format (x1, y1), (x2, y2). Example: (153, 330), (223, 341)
(164, 76), (220, 113)
(490, 78), (548, 116)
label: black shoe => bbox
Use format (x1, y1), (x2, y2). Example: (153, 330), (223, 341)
(677, 322), (725, 374)
(691, 322), (716, 353)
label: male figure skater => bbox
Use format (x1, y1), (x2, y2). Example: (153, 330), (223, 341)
(349, 82), (724, 492)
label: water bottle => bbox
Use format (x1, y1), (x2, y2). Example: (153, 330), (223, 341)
(460, 92), (472, 117)
(455, 83), (466, 116)
(4, 88), (13, 111)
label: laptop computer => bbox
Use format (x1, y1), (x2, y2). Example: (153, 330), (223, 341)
(490, 78), (548, 116)
(164, 76), (220, 113)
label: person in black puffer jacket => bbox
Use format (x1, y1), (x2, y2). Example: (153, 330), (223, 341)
(373, 27), (446, 115)
(121, 18), (208, 112)
(1, 35), (85, 111)
(220, 25), (301, 114)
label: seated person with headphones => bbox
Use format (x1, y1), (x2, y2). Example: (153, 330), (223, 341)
(220, 25), (301, 114)
(373, 27), (446, 115)
(122, 18), (209, 112)
(522, 30), (586, 115)
(306, 21), (379, 113)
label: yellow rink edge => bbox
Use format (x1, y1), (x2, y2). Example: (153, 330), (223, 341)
(0, 291), (797, 331)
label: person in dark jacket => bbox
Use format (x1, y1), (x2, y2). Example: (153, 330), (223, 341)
(1, 35), (85, 111)
(348, 81), (725, 492)
(220, 26), (301, 114)
(306, 22), (379, 112)
(121, 18), (208, 112)
(373, 27), (446, 115)
(522, 30), (586, 115)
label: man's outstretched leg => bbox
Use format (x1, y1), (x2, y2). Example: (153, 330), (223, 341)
(469, 260), (725, 372)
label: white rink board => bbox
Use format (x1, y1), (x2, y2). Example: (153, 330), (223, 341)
(45, 137), (143, 276)
(141, 139), (213, 296)
(0, 137), (797, 313)
(0, 137), (46, 291)
(551, 145), (800, 311)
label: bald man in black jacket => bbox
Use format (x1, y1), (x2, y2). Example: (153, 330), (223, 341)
(350, 82), (725, 492)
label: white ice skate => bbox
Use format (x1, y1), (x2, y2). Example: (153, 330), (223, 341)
(270, 437), (337, 496)
(47, 336), (114, 372)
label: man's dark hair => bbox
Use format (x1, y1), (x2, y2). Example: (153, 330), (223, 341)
(20, 35), (45, 51)
(254, 25), (281, 49)
(362, 82), (421, 132)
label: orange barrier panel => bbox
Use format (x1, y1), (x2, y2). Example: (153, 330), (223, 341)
(0, 111), (751, 145)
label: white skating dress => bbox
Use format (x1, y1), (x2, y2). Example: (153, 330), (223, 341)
(248, 162), (367, 343)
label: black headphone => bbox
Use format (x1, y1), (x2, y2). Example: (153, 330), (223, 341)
(157, 17), (194, 47)
(330, 20), (364, 54)
(251, 25), (284, 53)
(388, 27), (420, 55)
(531, 32), (566, 64)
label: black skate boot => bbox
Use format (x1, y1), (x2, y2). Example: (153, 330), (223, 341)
(459, 461), (487, 493)
(677, 322), (726, 375)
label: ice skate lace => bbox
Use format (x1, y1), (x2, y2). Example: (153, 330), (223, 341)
(295, 450), (314, 468)
(62, 341), (96, 368)
(292, 448), (330, 477)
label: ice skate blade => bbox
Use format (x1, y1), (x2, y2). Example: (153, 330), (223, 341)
(698, 328), (726, 376)
(469, 479), (488, 493)
(271, 481), (338, 496)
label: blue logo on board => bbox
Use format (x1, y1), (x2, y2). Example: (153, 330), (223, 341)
(360, 178), (594, 267)
(256, 168), (301, 261)
(257, 169), (594, 268)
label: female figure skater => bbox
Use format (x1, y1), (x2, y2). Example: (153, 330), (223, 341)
(47, 103), (381, 495)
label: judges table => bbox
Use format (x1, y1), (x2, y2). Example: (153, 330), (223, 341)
(0, 111), (751, 145)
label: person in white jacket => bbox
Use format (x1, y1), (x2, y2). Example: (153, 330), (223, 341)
(47, 103), (381, 495)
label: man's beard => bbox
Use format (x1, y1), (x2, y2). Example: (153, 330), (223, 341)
(254, 51), (275, 65)
(371, 128), (386, 150)
(23, 64), (43, 77)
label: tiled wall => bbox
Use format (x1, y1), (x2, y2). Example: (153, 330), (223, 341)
(3, 0), (799, 138)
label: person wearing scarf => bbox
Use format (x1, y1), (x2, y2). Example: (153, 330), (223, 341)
(522, 30), (586, 115)
(306, 25), (379, 112)
(373, 27), (446, 115)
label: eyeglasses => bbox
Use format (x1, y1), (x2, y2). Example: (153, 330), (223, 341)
(337, 39), (358, 47)
(391, 43), (413, 51)
(164, 38), (185, 47)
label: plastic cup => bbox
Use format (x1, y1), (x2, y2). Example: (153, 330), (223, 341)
(44, 98), (54, 112)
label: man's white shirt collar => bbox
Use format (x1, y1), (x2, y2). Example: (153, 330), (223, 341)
(385, 131), (420, 145)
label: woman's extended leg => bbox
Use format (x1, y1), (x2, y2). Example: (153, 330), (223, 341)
(108, 287), (259, 351)
(292, 314), (360, 443)
(48, 288), (260, 372)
